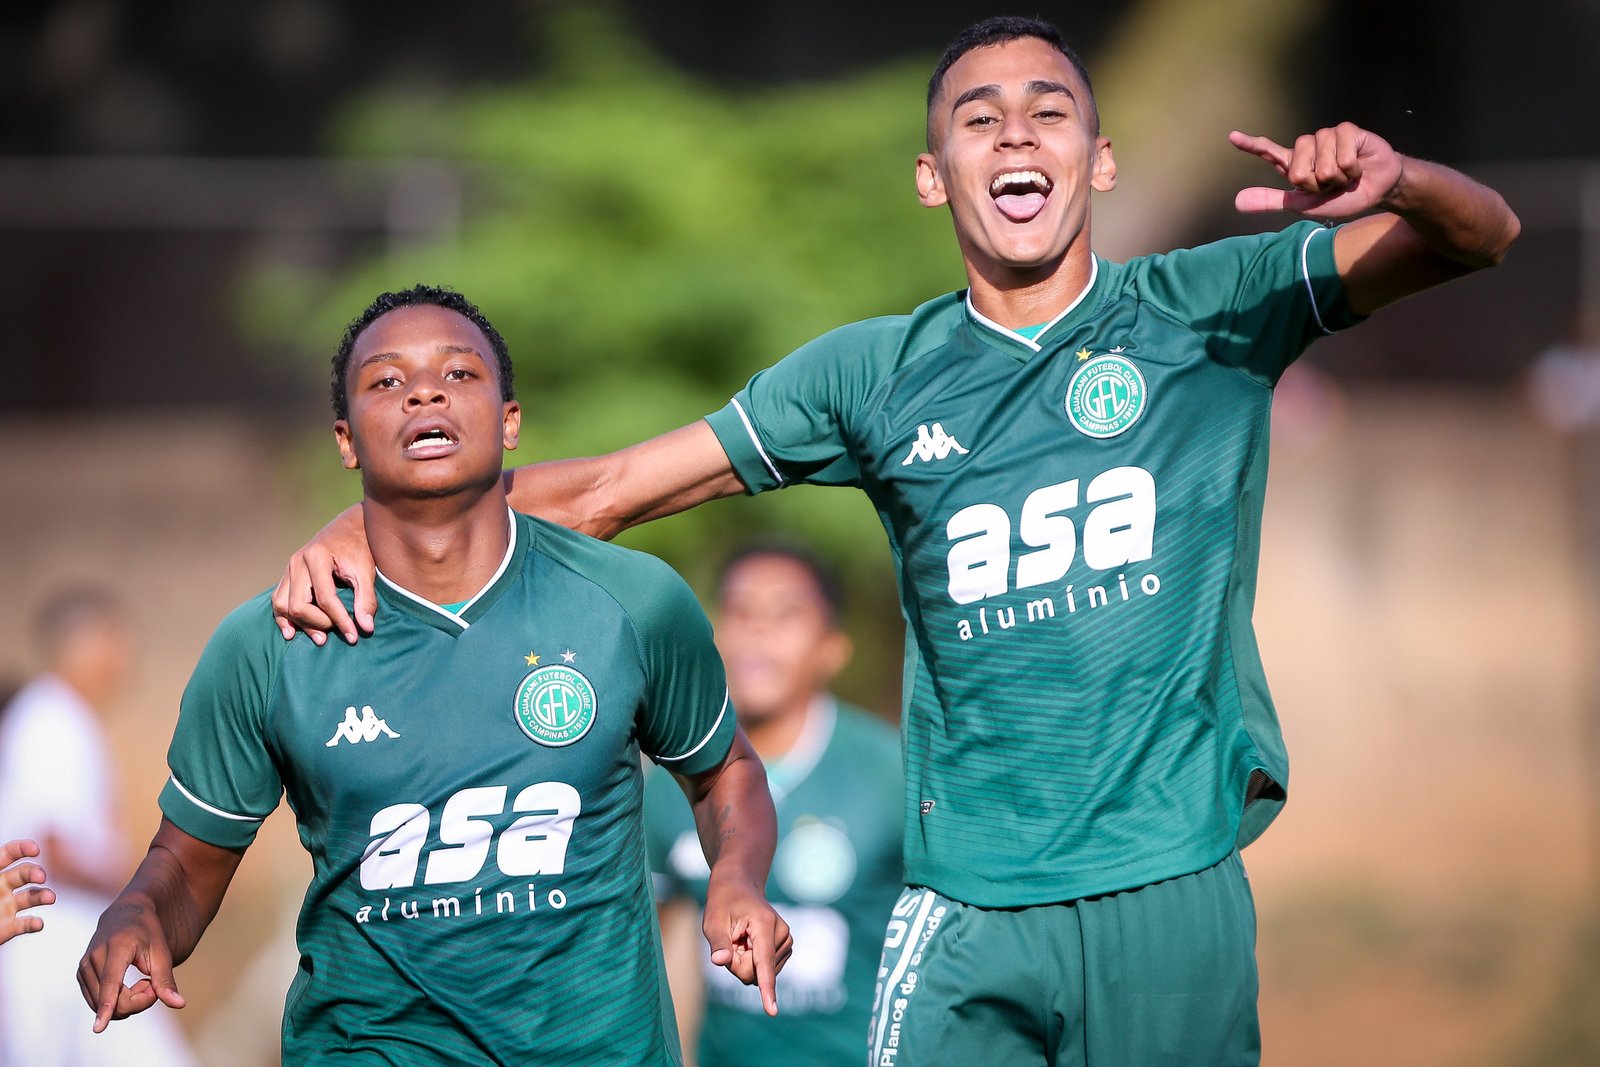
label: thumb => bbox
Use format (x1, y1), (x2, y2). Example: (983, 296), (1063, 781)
(705, 919), (734, 967)
(146, 945), (186, 1010)
(1234, 186), (1292, 214)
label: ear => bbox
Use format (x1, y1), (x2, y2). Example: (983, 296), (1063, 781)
(502, 401), (522, 451)
(1091, 135), (1117, 192)
(916, 152), (947, 208)
(333, 420), (360, 470)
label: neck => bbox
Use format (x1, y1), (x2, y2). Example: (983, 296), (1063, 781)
(363, 487), (511, 605)
(50, 669), (106, 714)
(741, 695), (815, 763)
(964, 239), (1095, 329)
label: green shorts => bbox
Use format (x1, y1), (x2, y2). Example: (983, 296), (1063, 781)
(868, 851), (1259, 1067)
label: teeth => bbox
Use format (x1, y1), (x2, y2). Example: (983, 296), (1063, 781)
(990, 170), (1051, 195)
(407, 431), (453, 450)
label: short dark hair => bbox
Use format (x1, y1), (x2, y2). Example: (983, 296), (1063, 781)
(718, 542), (844, 627)
(33, 585), (123, 662)
(926, 16), (1098, 135)
(330, 284), (514, 420)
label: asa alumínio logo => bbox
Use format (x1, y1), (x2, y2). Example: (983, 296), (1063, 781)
(1065, 354), (1147, 439)
(514, 665), (598, 747)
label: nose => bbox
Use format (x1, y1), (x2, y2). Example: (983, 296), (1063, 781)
(996, 110), (1038, 150)
(403, 371), (447, 409)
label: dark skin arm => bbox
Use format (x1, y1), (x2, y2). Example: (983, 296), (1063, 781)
(77, 818), (244, 1032)
(671, 727), (791, 1015)
(274, 420), (741, 643)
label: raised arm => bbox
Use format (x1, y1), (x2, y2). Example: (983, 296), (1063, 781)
(273, 419), (743, 643)
(673, 727), (791, 1016)
(77, 818), (243, 1032)
(1230, 121), (1519, 315)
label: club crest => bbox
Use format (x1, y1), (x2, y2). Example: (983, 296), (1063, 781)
(513, 665), (597, 747)
(1065, 354), (1147, 439)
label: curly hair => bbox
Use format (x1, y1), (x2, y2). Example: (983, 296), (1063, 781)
(330, 284), (514, 420)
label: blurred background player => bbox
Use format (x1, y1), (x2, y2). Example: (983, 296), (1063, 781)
(0, 587), (197, 1064)
(646, 544), (902, 1067)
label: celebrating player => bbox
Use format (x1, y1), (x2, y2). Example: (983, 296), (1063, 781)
(645, 545), (902, 1066)
(0, 839), (54, 948)
(80, 286), (791, 1064)
(275, 16), (1519, 1066)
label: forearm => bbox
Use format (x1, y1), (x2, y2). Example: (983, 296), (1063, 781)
(1381, 155), (1519, 269)
(105, 822), (240, 966)
(687, 741), (777, 887)
(505, 420), (745, 541)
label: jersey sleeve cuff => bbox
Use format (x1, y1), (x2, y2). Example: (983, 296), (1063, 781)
(1301, 223), (1366, 333)
(159, 776), (265, 850)
(704, 402), (783, 495)
(649, 689), (737, 777)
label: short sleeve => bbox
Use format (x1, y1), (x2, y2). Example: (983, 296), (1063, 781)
(623, 558), (737, 777)
(158, 592), (285, 850)
(704, 317), (907, 494)
(1134, 221), (1363, 385)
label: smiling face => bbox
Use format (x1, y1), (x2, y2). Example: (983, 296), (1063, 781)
(918, 36), (1115, 282)
(334, 303), (520, 504)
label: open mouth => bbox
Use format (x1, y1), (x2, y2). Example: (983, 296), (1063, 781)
(406, 427), (458, 452)
(989, 170), (1053, 222)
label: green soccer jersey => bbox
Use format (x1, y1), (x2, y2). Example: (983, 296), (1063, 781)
(644, 699), (902, 1067)
(705, 222), (1360, 907)
(159, 511), (736, 1066)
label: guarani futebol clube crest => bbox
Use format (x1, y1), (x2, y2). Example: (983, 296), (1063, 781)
(1065, 349), (1147, 439)
(514, 663), (598, 747)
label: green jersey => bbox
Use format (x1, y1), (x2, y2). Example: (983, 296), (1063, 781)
(644, 699), (902, 1067)
(705, 222), (1359, 907)
(159, 511), (736, 1065)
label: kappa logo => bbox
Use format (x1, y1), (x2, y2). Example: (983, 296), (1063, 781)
(901, 423), (969, 466)
(325, 705), (401, 747)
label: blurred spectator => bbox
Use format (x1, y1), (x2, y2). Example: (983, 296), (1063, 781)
(645, 545), (902, 1066)
(0, 587), (196, 1065)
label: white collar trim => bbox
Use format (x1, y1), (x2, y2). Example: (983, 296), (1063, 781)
(965, 255), (1100, 352)
(375, 507), (517, 630)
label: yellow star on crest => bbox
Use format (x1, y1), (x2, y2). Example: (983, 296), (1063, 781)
(1076, 347), (1093, 361)
(523, 651), (540, 667)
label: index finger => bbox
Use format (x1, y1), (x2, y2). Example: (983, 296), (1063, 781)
(88, 944), (136, 1033)
(310, 555), (360, 645)
(750, 917), (779, 1016)
(1229, 130), (1291, 172)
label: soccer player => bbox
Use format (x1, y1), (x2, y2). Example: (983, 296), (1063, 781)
(274, 17), (1519, 1065)
(79, 286), (791, 1065)
(0, 839), (54, 948)
(645, 545), (901, 1066)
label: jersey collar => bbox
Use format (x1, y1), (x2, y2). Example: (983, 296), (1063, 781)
(964, 254), (1100, 358)
(765, 695), (837, 805)
(375, 507), (526, 636)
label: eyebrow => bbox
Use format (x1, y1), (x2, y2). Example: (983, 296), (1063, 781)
(357, 343), (483, 369)
(950, 80), (1078, 114)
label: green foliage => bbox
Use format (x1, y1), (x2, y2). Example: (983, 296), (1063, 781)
(250, 8), (969, 710)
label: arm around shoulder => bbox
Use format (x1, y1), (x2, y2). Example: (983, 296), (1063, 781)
(504, 420), (743, 541)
